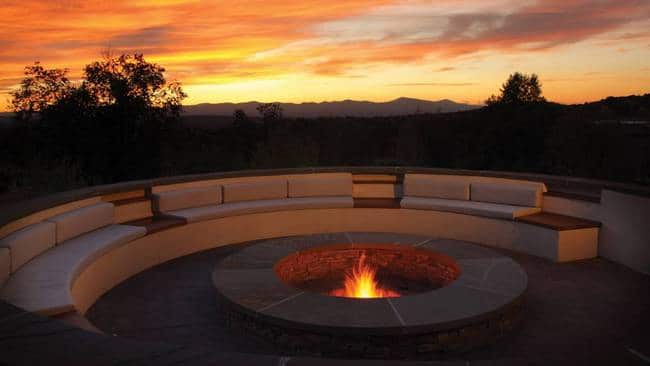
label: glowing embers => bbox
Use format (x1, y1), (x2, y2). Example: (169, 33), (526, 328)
(330, 253), (399, 298)
(274, 243), (461, 299)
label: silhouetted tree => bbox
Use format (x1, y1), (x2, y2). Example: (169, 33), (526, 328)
(256, 102), (283, 140)
(486, 72), (545, 105)
(10, 62), (73, 121)
(84, 53), (186, 116)
(9, 53), (187, 184)
(257, 103), (283, 122)
(233, 109), (250, 126)
(232, 109), (256, 163)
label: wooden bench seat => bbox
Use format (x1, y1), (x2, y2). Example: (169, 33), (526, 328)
(516, 212), (601, 230)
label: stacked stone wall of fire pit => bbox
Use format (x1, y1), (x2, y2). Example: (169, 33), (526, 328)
(212, 236), (528, 360)
(216, 289), (524, 359)
(274, 244), (460, 296)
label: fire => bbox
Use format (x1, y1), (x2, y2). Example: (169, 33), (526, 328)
(330, 253), (400, 298)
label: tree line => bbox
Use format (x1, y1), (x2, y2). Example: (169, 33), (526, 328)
(1, 54), (648, 198)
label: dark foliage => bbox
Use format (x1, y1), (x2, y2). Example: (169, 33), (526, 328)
(5, 55), (186, 190)
(486, 72), (545, 106)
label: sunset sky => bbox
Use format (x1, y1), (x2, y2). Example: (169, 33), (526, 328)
(1, 0), (649, 111)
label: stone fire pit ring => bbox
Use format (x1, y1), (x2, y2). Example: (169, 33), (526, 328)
(212, 235), (528, 359)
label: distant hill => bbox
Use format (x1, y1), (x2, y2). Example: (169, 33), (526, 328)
(182, 97), (480, 118)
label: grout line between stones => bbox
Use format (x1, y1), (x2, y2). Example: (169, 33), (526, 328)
(480, 258), (500, 287)
(458, 283), (514, 298)
(387, 298), (406, 326)
(413, 238), (434, 247)
(627, 347), (650, 363)
(258, 292), (305, 312)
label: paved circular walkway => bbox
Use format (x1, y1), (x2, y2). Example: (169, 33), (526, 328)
(86, 232), (650, 365)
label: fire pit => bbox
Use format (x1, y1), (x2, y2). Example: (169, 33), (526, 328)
(213, 235), (527, 359)
(274, 244), (460, 299)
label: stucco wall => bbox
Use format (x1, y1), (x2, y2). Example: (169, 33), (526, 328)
(599, 190), (650, 275)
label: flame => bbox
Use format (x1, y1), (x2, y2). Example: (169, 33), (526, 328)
(330, 253), (399, 298)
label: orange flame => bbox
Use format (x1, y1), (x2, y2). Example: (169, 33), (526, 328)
(330, 253), (400, 298)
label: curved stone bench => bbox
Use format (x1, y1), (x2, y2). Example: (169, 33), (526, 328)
(1, 224), (145, 316)
(0, 173), (356, 317)
(0, 202), (146, 315)
(0, 170), (602, 327)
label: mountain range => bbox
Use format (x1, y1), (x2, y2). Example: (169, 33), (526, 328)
(182, 97), (480, 118)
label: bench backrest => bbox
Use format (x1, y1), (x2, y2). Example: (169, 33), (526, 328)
(152, 186), (222, 213)
(223, 180), (287, 203)
(0, 222), (56, 272)
(47, 202), (115, 243)
(471, 182), (543, 208)
(403, 175), (470, 200)
(288, 174), (353, 198)
(403, 174), (545, 208)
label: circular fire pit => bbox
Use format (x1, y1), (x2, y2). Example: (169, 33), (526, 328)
(274, 244), (460, 298)
(213, 236), (527, 359)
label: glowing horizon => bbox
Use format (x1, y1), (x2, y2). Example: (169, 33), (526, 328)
(1, 0), (649, 112)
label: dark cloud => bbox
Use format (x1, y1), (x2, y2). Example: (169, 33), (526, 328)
(442, 0), (650, 50)
(387, 82), (477, 87)
(326, 0), (650, 57)
(108, 26), (171, 48)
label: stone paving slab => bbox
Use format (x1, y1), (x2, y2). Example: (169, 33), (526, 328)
(213, 268), (301, 311)
(421, 239), (505, 260)
(261, 293), (404, 333)
(390, 283), (512, 329)
(218, 233), (350, 270)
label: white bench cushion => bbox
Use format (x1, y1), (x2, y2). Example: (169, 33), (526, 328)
(223, 180), (287, 203)
(168, 197), (354, 223)
(401, 196), (541, 220)
(403, 174), (470, 200)
(288, 174), (353, 198)
(47, 202), (114, 243)
(0, 248), (9, 287)
(0, 224), (146, 316)
(152, 186), (222, 212)
(471, 182), (543, 208)
(0, 222), (56, 272)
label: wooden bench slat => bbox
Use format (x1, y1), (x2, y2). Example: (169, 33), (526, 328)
(516, 212), (601, 231)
